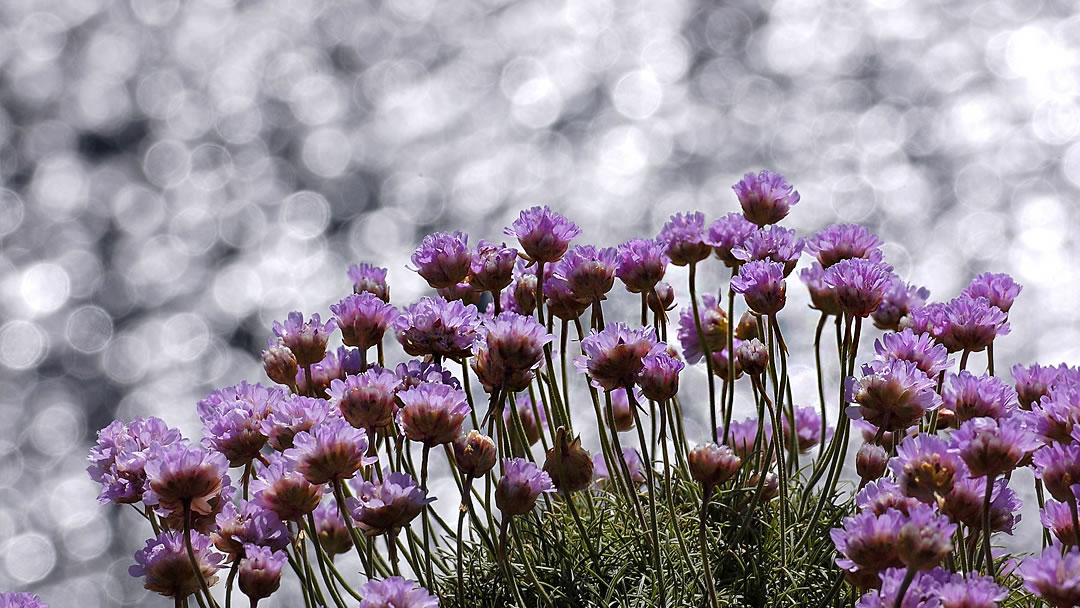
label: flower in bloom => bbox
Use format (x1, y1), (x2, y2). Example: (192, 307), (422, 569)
(329, 367), (402, 433)
(0, 594), (47, 608)
(855, 479), (920, 517)
(689, 443), (741, 489)
(675, 292), (729, 364)
(889, 434), (967, 504)
(348, 263), (390, 302)
(1020, 546), (1080, 607)
(129, 530), (224, 598)
(212, 500), (289, 560)
(395, 296), (481, 360)
(615, 238), (669, 293)
(483, 312), (554, 374)
(730, 260), (787, 315)
(542, 427), (594, 494)
(800, 262), (842, 316)
(409, 231), (471, 289)
(471, 337), (535, 394)
(637, 349), (684, 402)
(939, 296), (1009, 353)
(782, 405), (831, 453)
(1031, 384), (1080, 444)
(348, 471), (433, 536)
(731, 225), (804, 276)
(553, 244), (618, 301)
(856, 443), (889, 485)
(873, 282), (931, 332)
(359, 577), (439, 608)
(470, 240), (518, 293)
(705, 212), (757, 268)
(313, 500), (353, 556)
(854, 567), (946, 608)
(496, 458), (555, 516)
(261, 337), (299, 388)
(1042, 496), (1080, 547)
(846, 359), (942, 433)
(453, 431), (497, 478)
(504, 393), (547, 446)
(504, 205), (582, 264)
(285, 418), (374, 485)
(543, 276), (591, 321)
(592, 447), (647, 487)
(897, 503), (956, 570)
(951, 415), (1038, 478)
(261, 396), (341, 452)
(733, 170), (800, 226)
(295, 347), (346, 398)
(398, 382), (471, 446)
(238, 544), (287, 603)
(144, 443), (229, 516)
(823, 259), (896, 318)
(986, 481), (1023, 535)
(575, 323), (660, 391)
(87, 417), (184, 505)
(873, 329), (950, 379)
(830, 508), (905, 588)
(937, 571), (1007, 608)
(198, 382), (285, 466)
(902, 302), (949, 342)
(805, 224), (883, 269)
(1012, 363), (1062, 410)
(961, 272), (1022, 314)
(1033, 441), (1080, 502)
(331, 293), (400, 350)
(941, 474), (991, 529)
(726, 417), (769, 460)
(395, 359), (461, 392)
(272, 312), (336, 367)
(657, 211), (712, 266)
(251, 452), (325, 521)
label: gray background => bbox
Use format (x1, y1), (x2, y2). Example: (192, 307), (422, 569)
(0, 0), (1077, 604)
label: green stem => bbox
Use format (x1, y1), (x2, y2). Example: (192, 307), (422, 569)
(331, 479), (373, 579)
(813, 313), (829, 460)
(723, 271), (736, 443)
(689, 261), (718, 443)
(982, 475), (996, 581)
(420, 444), (435, 590)
(893, 567), (917, 608)
(699, 486), (720, 608)
(629, 391), (666, 605)
(183, 502), (220, 608)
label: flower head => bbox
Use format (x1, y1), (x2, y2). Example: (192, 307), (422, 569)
(553, 245), (618, 301)
(856, 479), (920, 517)
(453, 431), (497, 478)
(272, 312), (336, 367)
(830, 508), (905, 588)
(705, 212), (757, 268)
(847, 359), (942, 432)
(238, 544), (287, 602)
(329, 367), (402, 432)
(503, 393), (547, 446)
(805, 224), (883, 269)
(855, 567), (946, 608)
(730, 260), (787, 315)
(1020, 546), (1080, 607)
(359, 577), (439, 608)
(542, 427), (594, 494)
(1031, 384), (1080, 443)
(689, 443), (741, 489)
(733, 170), (800, 226)
(648, 281), (676, 315)
(575, 323), (660, 391)
(857, 443), (889, 485)
(951, 416), (1038, 478)
(483, 312), (553, 374)
(800, 263), (842, 316)
(873, 329), (951, 379)
(637, 349), (684, 402)
(732, 225), (804, 276)
(313, 500), (352, 556)
(505, 206), (581, 263)
(0, 594), (48, 608)
(726, 417), (770, 460)
(398, 382), (471, 446)
(615, 238), (669, 293)
(657, 211), (712, 266)
(261, 395), (341, 452)
(897, 503), (956, 570)
(937, 571), (1007, 608)
(331, 293), (400, 350)
(129, 530), (223, 599)
(261, 337), (299, 387)
(251, 452), (325, 520)
(890, 434), (966, 504)
(676, 292), (729, 364)
(348, 263), (390, 302)
(409, 231), (471, 289)
(285, 418), (374, 485)
(939, 296), (1009, 353)
(1012, 363), (1062, 410)
(1033, 441), (1080, 502)
(873, 282), (931, 332)
(87, 417), (185, 505)
(823, 259), (896, 318)
(902, 303), (949, 341)
(144, 443), (229, 516)
(212, 500), (289, 560)
(198, 382), (285, 466)
(395, 359), (461, 392)
(470, 240), (518, 292)
(783, 405), (831, 453)
(348, 471), (433, 536)
(1042, 496), (1080, 547)
(496, 458), (554, 516)
(395, 296), (481, 360)
(962, 272), (1022, 314)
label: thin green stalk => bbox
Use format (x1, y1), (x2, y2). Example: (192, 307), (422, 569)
(183, 502), (220, 608)
(420, 444), (435, 589)
(331, 479), (373, 579)
(629, 391), (666, 605)
(982, 475), (996, 580)
(699, 486), (720, 608)
(723, 270), (737, 443)
(688, 261), (719, 443)
(893, 567), (917, 608)
(813, 313), (829, 460)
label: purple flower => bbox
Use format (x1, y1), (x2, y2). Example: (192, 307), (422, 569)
(1042, 496), (1080, 547)
(937, 572), (1007, 608)
(1012, 362), (1062, 410)
(238, 544), (287, 602)
(939, 296), (1009, 353)
(504, 394), (548, 446)
(731, 225), (804, 276)
(552, 245), (618, 301)
(897, 503), (956, 570)
(1033, 441), (1080, 502)
(0, 594), (47, 608)
(730, 260), (787, 315)
(986, 480), (1022, 534)
(857, 443), (889, 485)
(737, 338), (769, 376)
(873, 282), (931, 332)
(505, 206), (581, 264)
(395, 296), (481, 360)
(438, 281), (480, 306)
(409, 231), (471, 289)
(951, 416), (1036, 478)
(313, 500), (352, 556)
(942, 372), (1018, 424)
(732, 170), (801, 226)
(359, 577), (439, 608)
(212, 499), (290, 559)
(800, 262), (841, 316)
(592, 447), (647, 487)
(331, 293), (400, 350)
(637, 349), (684, 402)
(544, 276), (591, 320)
(144, 443), (229, 516)
(941, 474), (991, 529)
(902, 303), (949, 341)
(198, 382), (285, 466)
(87, 417), (184, 505)
(272, 312), (336, 367)
(285, 418), (374, 485)
(483, 312), (554, 373)
(606, 388), (637, 432)
(398, 382), (471, 446)
(1031, 384), (1080, 443)
(471, 240), (518, 292)
(615, 238), (669, 293)
(856, 479), (920, 517)
(675, 292), (729, 364)
(395, 359), (461, 391)
(471, 336), (536, 394)
(251, 452), (325, 520)
(575, 323), (660, 391)
(726, 417), (770, 460)
(855, 567), (945, 608)
(657, 211), (712, 266)
(496, 457), (554, 516)
(961, 272), (1022, 314)
(129, 530), (224, 599)
(890, 434), (966, 504)
(348, 263), (390, 302)
(329, 367), (402, 432)
(782, 405), (832, 453)
(874, 329), (951, 379)
(1020, 546), (1080, 607)
(847, 359), (942, 433)
(823, 259), (896, 318)
(830, 508), (905, 588)
(262, 395), (341, 452)
(296, 347), (347, 398)
(805, 224), (883, 268)
(261, 337), (299, 388)
(705, 212), (757, 268)
(688, 443), (741, 489)
(347, 471), (433, 536)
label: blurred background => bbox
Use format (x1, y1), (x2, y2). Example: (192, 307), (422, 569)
(0, 0), (1078, 604)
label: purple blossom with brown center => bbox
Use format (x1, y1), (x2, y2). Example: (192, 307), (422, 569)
(943, 371), (1018, 424)
(615, 238), (669, 293)
(87, 417), (185, 505)
(329, 367), (402, 432)
(675, 292), (728, 364)
(284, 418), (374, 485)
(483, 312), (554, 374)
(731, 225), (805, 276)
(238, 544), (288, 603)
(347, 470), (433, 536)
(129, 530), (224, 599)
(730, 260), (787, 315)
(1030, 384), (1080, 444)
(211, 499), (290, 560)
(889, 434), (967, 504)
(846, 359), (941, 433)
(1042, 495), (1080, 547)
(962, 272), (1022, 314)
(272, 312), (336, 367)
(705, 212), (757, 268)
(856, 479), (920, 517)
(348, 263), (390, 302)
(504, 206), (581, 264)
(873, 282), (931, 332)
(409, 231), (471, 289)
(830, 508), (905, 589)
(251, 452), (325, 521)
(543, 276), (591, 321)
(395, 359), (461, 392)
(553, 244), (618, 301)
(873, 329), (951, 379)
(805, 224), (884, 268)
(470, 240), (518, 293)
(144, 443), (230, 516)
(939, 296), (1009, 353)
(398, 382), (471, 447)
(897, 503), (956, 571)
(1020, 546), (1080, 607)
(497, 457), (555, 516)
(1033, 441), (1080, 502)
(1012, 362), (1062, 410)
(800, 262), (842, 316)
(261, 395), (341, 452)
(823, 258), (896, 319)
(574, 323), (661, 391)
(331, 293), (400, 350)
(952, 416), (1038, 478)
(732, 170), (801, 226)
(395, 296), (481, 360)
(197, 382), (285, 467)
(637, 349), (684, 401)
(657, 211), (712, 266)
(782, 405), (832, 453)
(688, 443), (741, 490)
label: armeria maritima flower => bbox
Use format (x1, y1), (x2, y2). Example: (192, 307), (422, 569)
(453, 430), (497, 478)
(657, 211), (712, 266)
(395, 296), (481, 360)
(705, 212), (757, 268)
(961, 272), (1022, 314)
(1032, 441), (1080, 502)
(211, 499), (289, 560)
(846, 359), (941, 433)
(483, 312), (553, 374)
(689, 443), (741, 490)
(285, 418), (374, 485)
(398, 382), (471, 447)
(1012, 362), (1063, 410)
(872, 281), (930, 332)
(0, 593), (48, 608)
(732, 170), (801, 227)
(87, 416), (184, 505)
(800, 262), (842, 316)
(238, 544), (287, 604)
(805, 223), (883, 269)
(261, 395), (341, 452)
(615, 238), (669, 293)
(409, 231), (471, 289)
(261, 337), (299, 388)
(313, 500), (352, 557)
(496, 457), (554, 516)
(730, 259), (787, 315)
(251, 452), (325, 521)
(331, 292), (400, 350)
(553, 244), (618, 301)
(359, 577), (439, 608)
(676, 292), (728, 364)
(1042, 496), (1080, 547)
(329, 367), (402, 432)
(144, 443), (229, 516)
(470, 240), (518, 293)
(272, 311), (336, 367)
(943, 371), (1018, 424)
(348, 470), (433, 536)
(575, 323), (660, 391)
(823, 258), (896, 318)
(731, 225), (804, 276)
(951, 415), (1037, 478)
(830, 507), (905, 589)
(897, 503), (956, 571)
(939, 296), (1009, 353)
(1020, 546), (1080, 608)
(129, 530), (223, 599)
(782, 404), (831, 453)
(937, 571), (1007, 608)
(504, 205), (581, 264)
(889, 433), (966, 505)
(855, 479), (920, 518)
(198, 381), (285, 466)
(873, 328), (951, 379)
(854, 567), (946, 608)
(348, 262), (390, 302)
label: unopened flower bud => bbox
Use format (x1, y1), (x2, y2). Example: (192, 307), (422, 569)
(748, 472), (779, 503)
(735, 311), (759, 340)
(542, 427), (594, 494)
(736, 339), (769, 376)
(689, 443), (741, 490)
(856, 443), (888, 484)
(453, 431), (497, 478)
(262, 339), (298, 388)
(647, 282), (676, 315)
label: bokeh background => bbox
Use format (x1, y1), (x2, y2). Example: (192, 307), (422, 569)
(1, 0), (1078, 604)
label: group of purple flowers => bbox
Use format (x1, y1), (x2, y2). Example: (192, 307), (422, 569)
(1, 169), (1057, 606)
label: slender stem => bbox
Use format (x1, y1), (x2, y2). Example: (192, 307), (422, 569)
(723, 269), (737, 443)
(893, 567), (917, 608)
(813, 313), (829, 460)
(305, 514), (348, 608)
(699, 486), (720, 608)
(225, 561), (238, 608)
(420, 444), (435, 589)
(987, 343), (995, 376)
(1035, 478), (1051, 548)
(456, 476), (472, 608)
(982, 475), (996, 580)
(1069, 493), (1080, 549)
(629, 392), (666, 605)
(959, 349), (970, 372)
(183, 502), (220, 608)
(331, 479), (373, 578)
(560, 320), (571, 417)
(689, 261), (718, 443)
(606, 391), (646, 526)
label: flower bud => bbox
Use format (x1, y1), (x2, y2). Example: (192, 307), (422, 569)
(747, 472), (779, 503)
(606, 389), (635, 432)
(689, 443), (741, 490)
(647, 282), (676, 315)
(513, 275), (537, 314)
(542, 427), (594, 494)
(734, 311), (759, 340)
(736, 339), (769, 376)
(262, 340), (298, 388)
(856, 443), (888, 484)
(238, 545), (287, 602)
(453, 431), (497, 478)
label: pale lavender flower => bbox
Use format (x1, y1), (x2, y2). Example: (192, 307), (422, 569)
(262, 395), (341, 452)
(962, 272), (1022, 314)
(890, 434), (967, 504)
(0, 593), (48, 608)
(544, 276), (591, 320)
(1042, 496), (1080, 547)
(272, 312), (336, 367)
(846, 359), (941, 433)
(348, 263), (390, 302)
(937, 572), (1007, 608)
(496, 457), (555, 516)
(553, 244), (618, 301)
(296, 347), (346, 398)
(1033, 441), (1080, 502)
(1030, 384), (1080, 444)
(615, 238), (669, 293)
(1012, 363), (1062, 410)
(943, 372), (1018, 423)
(951, 416), (1037, 478)
(657, 211), (712, 266)
(782, 405), (832, 453)
(483, 312), (554, 373)
(329, 367), (402, 432)
(1020, 546), (1080, 607)
(726, 417), (770, 460)
(211, 499), (290, 559)
(395, 296), (481, 360)
(874, 329), (951, 379)
(398, 382), (471, 446)
(505, 206), (581, 264)
(87, 417), (184, 505)
(198, 382), (285, 466)
(144, 443), (229, 516)
(902, 303), (949, 342)
(251, 452), (325, 521)
(705, 212), (757, 268)
(733, 170), (801, 226)
(238, 544), (288, 602)
(800, 262), (842, 316)
(575, 323), (660, 391)
(688, 443), (741, 489)
(348, 470), (433, 536)
(675, 292), (728, 364)
(897, 503), (956, 570)
(805, 224), (883, 268)
(939, 296), (1009, 353)
(637, 349), (684, 402)
(313, 500), (353, 556)
(873, 282), (931, 332)
(823, 258), (896, 318)
(409, 231), (471, 289)
(129, 530), (223, 599)
(359, 577), (439, 608)
(331, 293), (400, 350)
(284, 418), (374, 485)
(731, 260), (787, 315)
(830, 508), (905, 589)
(470, 240), (518, 292)
(395, 359), (461, 391)
(856, 479), (920, 517)
(731, 225), (804, 276)
(855, 567), (944, 608)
